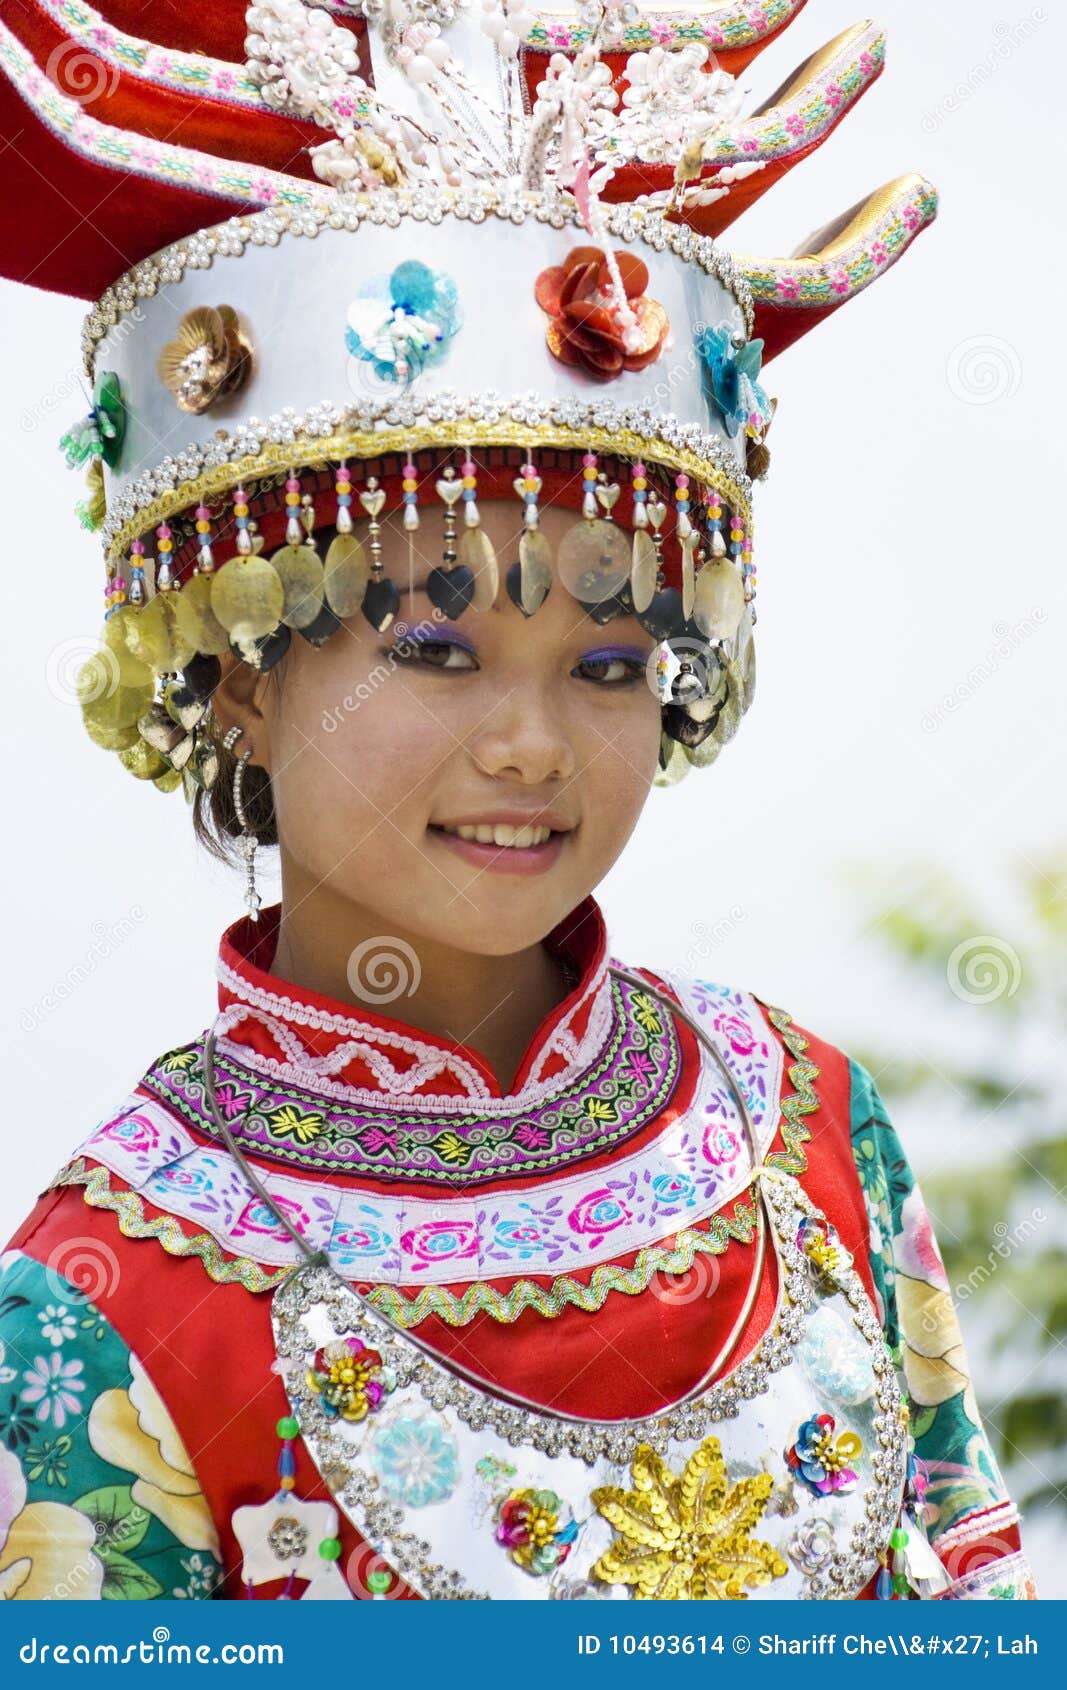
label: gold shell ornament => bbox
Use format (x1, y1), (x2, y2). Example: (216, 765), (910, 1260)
(157, 305), (253, 415)
(210, 555), (285, 643)
(323, 533), (370, 618)
(692, 559), (746, 642)
(172, 572), (232, 656)
(269, 544), (327, 630)
(122, 593), (196, 675)
(516, 530), (553, 616)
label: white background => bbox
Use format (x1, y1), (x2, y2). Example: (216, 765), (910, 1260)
(2, 1), (1064, 1590)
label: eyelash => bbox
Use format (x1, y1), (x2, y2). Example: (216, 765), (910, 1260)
(385, 639), (646, 686)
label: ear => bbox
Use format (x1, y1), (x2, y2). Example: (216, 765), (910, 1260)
(209, 652), (274, 773)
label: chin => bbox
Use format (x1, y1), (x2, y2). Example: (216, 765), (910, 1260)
(424, 893), (576, 959)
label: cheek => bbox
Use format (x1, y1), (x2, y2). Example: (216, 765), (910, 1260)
(263, 643), (453, 860)
(572, 691), (663, 853)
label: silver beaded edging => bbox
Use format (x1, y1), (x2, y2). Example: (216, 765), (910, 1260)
(98, 388), (755, 561)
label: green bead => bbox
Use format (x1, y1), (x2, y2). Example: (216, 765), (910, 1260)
(318, 1537), (342, 1561)
(892, 1573), (910, 1596)
(276, 1415), (299, 1440)
(890, 1527), (909, 1551)
(367, 1569), (392, 1593)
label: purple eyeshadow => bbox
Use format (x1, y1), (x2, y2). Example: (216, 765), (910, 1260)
(398, 626), (477, 656)
(580, 645), (649, 664)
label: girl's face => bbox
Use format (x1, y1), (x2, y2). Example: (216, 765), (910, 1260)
(236, 499), (663, 956)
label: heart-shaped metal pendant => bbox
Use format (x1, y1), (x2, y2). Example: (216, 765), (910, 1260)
(435, 476), (465, 507)
(359, 487), (386, 519)
(646, 496), (667, 532)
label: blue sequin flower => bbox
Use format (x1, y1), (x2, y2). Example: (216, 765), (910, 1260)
(345, 260), (461, 384)
(697, 323), (773, 438)
(371, 1415), (460, 1508)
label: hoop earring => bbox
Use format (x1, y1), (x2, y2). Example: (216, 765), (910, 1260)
(223, 725), (261, 922)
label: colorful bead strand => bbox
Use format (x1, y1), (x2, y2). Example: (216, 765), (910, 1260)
(728, 506), (744, 568)
(706, 489), (726, 558)
(233, 485), (252, 556)
(104, 568), (126, 617)
(401, 458), (419, 531)
(674, 472), (692, 541)
(155, 522), (174, 591)
(581, 450), (599, 518)
(631, 460), (648, 528)
(518, 459), (541, 530)
(336, 462), (353, 534)
(127, 537), (146, 607)
(194, 503), (215, 572)
(461, 455), (480, 529)
(284, 472), (302, 546)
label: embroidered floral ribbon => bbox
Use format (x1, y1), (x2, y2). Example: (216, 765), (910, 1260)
(62, 982), (784, 1287)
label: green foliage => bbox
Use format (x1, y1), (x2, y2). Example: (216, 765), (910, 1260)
(854, 852), (1067, 1517)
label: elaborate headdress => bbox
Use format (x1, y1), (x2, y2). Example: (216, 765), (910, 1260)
(2, 1), (936, 793)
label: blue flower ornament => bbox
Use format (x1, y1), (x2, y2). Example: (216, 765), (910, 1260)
(697, 322), (774, 439)
(345, 259), (461, 384)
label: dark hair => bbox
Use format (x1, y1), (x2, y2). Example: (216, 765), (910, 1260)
(191, 666), (281, 864)
(192, 744), (278, 864)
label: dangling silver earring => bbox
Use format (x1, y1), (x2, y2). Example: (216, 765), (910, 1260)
(223, 725), (261, 921)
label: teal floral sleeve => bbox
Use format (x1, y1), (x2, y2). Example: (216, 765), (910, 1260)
(848, 1061), (1035, 1598)
(0, 1249), (223, 1599)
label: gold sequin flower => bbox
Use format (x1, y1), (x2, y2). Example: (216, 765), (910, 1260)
(157, 305), (252, 414)
(590, 1437), (788, 1599)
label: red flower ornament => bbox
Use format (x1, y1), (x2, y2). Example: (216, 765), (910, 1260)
(535, 246), (669, 379)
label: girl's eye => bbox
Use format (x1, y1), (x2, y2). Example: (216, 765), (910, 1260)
(388, 638), (478, 671)
(573, 653), (648, 686)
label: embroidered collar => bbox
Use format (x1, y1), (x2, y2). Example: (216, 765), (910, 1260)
(132, 894), (706, 1187)
(79, 976), (786, 1281)
(211, 894), (616, 1108)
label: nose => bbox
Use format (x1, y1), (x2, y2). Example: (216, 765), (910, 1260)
(465, 677), (577, 785)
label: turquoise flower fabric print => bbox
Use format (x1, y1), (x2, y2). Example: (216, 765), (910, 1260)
(0, 1250), (222, 1599)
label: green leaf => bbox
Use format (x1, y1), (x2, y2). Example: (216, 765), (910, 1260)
(73, 1486), (150, 1559)
(100, 1551), (164, 1601)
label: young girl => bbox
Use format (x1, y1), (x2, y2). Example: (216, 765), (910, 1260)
(0, 1), (1032, 1602)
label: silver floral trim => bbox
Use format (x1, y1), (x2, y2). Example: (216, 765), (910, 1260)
(270, 1169), (907, 1602)
(82, 187), (755, 373)
(98, 387), (754, 556)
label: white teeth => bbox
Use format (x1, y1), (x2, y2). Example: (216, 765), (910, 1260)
(443, 822), (553, 848)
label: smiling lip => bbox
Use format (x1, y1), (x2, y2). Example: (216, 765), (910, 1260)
(427, 811), (574, 877)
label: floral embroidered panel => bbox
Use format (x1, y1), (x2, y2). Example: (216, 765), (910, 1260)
(0, 1250), (222, 1599)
